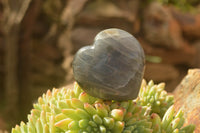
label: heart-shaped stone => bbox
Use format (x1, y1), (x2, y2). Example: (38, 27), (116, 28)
(72, 28), (145, 100)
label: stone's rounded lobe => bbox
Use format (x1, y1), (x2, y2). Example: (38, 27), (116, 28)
(72, 28), (145, 100)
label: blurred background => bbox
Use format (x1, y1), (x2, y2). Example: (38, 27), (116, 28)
(0, 0), (200, 131)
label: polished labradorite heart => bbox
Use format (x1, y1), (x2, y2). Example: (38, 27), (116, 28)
(72, 28), (145, 100)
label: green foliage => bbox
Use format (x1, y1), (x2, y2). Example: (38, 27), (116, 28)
(145, 55), (162, 63)
(148, 0), (199, 11)
(137, 80), (174, 117)
(12, 81), (195, 133)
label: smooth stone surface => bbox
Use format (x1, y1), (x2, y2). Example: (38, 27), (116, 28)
(72, 28), (145, 100)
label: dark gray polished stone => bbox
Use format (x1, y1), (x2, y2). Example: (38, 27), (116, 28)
(72, 28), (145, 100)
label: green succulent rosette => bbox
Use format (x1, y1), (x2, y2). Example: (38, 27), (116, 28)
(12, 80), (195, 133)
(137, 80), (174, 117)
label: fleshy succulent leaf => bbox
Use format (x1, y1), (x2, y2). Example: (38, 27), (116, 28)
(137, 79), (174, 118)
(12, 80), (195, 133)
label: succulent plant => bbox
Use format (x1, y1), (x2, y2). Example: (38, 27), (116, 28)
(12, 81), (195, 133)
(150, 106), (195, 133)
(137, 80), (174, 117)
(12, 28), (195, 133)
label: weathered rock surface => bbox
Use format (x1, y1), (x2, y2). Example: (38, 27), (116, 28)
(143, 2), (185, 49)
(172, 9), (200, 40)
(173, 69), (200, 132)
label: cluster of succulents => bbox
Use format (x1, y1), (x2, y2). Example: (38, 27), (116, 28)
(12, 80), (195, 133)
(137, 80), (174, 117)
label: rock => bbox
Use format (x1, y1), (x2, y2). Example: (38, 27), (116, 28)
(73, 28), (145, 100)
(140, 39), (196, 66)
(75, 0), (139, 34)
(171, 9), (200, 40)
(144, 63), (180, 91)
(71, 27), (101, 54)
(143, 2), (185, 49)
(193, 41), (200, 67)
(144, 63), (179, 82)
(173, 69), (200, 132)
(82, 0), (135, 21)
